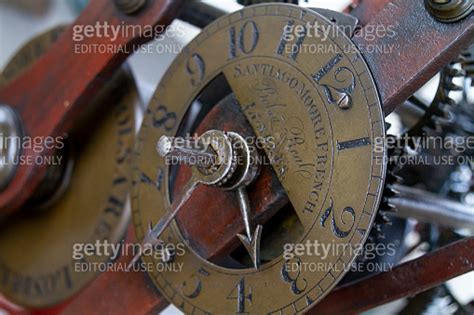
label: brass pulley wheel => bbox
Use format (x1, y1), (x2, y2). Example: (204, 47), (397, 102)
(0, 26), (136, 307)
(132, 3), (386, 313)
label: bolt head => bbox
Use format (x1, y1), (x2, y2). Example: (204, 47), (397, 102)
(0, 105), (22, 191)
(156, 136), (173, 157)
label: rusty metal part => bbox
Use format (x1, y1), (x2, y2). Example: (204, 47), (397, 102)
(345, 0), (391, 26)
(310, 236), (474, 314)
(425, 0), (473, 23)
(353, 0), (473, 115)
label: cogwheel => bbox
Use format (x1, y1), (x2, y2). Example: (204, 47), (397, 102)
(385, 47), (471, 179)
(406, 64), (464, 137)
(370, 51), (467, 239)
(366, 133), (402, 242)
(460, 44), (474, 80)
(371, 47), (473, 242)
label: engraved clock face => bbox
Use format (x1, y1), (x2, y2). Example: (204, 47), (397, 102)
(133, 4), (385, 313)
(0, 26), (135, 307)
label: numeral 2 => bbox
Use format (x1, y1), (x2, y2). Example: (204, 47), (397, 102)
(312, 54), (356, 110)
(320, 198), (355, 238)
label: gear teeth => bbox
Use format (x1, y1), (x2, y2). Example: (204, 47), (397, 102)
(446, 67), (465, 77)
(381, 196), (397, 213)
(406, 57), (463, 137)
(385, 184), (400, 196)
(369, 46), (473, 260)
(460, 45), (474, 77)
(385, 172), (403, 186)
(374, 224), (385, 239)
(447, 83), (463, 91)
(375, 210), (392, 225)
(372, 51), (467, 243)
(372, 163), (402, 240)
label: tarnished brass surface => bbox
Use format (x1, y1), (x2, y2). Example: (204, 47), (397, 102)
(132, 4), (386, 313)
(0, 26), (136, 307)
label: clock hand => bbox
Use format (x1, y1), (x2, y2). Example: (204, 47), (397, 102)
(236, 186), (263, 270)
(129, 135), (216, 269)
(129, 133), (224, 268)
(130, 131), (262, 269)
(214, 131), (262, 270)
(128, 178), (199, 269)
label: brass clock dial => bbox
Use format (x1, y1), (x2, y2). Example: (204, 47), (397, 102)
(0, 26), (136, 307)
(133, 3), (386, 313)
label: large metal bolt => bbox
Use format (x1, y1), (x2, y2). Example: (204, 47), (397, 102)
(425, 0), (473, 23)
(0, 105), (22, 191)
(114, 0), (147, 15)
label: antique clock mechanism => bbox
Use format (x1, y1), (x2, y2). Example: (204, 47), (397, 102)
(0, 0), (472, 314)
(132, 4), (386, 313)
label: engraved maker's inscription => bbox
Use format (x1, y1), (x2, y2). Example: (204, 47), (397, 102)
(233, 61), (329, 216)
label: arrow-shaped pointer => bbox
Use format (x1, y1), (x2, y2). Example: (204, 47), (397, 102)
(236, 186), (263, 270)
